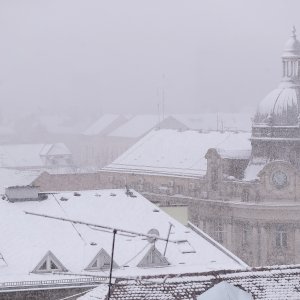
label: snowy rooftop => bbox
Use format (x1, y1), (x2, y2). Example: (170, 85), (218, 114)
(108, 115), (167, 138)
(0, 189), (246, 283)
(83, 114), (130, 136)
(80, 265), (300, 300)
(108, 113), (252, 139)
(0, 168), (40, 194)
(173, 113), (252, 132)
(0, 143), (71, 169)
(105, 129), (251, 176)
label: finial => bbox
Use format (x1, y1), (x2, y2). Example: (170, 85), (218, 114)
(292, 25), (297, 38)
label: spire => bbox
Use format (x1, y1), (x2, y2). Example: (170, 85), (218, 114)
(292, 26), (297, 39)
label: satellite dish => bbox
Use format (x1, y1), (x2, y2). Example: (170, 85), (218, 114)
(147, 228), (160, 243)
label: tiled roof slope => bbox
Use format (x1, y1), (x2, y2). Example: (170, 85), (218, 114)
(82, 265), (300, 300)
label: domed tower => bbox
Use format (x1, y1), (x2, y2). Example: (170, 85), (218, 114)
(252, 27), (300, 166)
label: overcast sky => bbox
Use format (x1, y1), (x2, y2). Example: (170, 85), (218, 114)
(0, 0), (299, 119)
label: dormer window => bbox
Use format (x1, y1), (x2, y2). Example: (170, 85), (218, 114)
(32, 251), (67, 273)
(137, 245), (169, 268)
(85, 249), (118, 271)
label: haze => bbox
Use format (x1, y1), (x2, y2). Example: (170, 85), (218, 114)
(0, 0), (299, 120)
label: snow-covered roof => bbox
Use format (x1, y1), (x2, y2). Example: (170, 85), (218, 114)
(197, 281), (253, 300)
(0, 143), (71, 169)
(83, 114), (130, 136)
(254, 87), (300, 125)
(243, 157), (268, 181)
(173, 113), (252, 132)
(216, 149), (251, 160)
(80, 265), (300, 300)
(108, 115), (166, 138)
(105, 129), (251, 176)
(108, 114), (252, 139)
(0, 189), (247, 283)
(0, 168), (40, 194)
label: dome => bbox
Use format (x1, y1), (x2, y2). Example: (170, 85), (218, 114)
(254, 28), (300, 126)
(254, 86), (300, 125)
(282, 27), (300, 57)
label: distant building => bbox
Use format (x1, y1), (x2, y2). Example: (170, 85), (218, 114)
(0, 143), (74, 171)
(78, 113), (252, 169)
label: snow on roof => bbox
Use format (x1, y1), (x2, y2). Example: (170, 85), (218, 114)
(80, 265), (300, 300)
(216, 149), (251, 160)
(0, 143), (71, 169)
(105, 129), (251, 176)
(83, 114), (130, 136)
(108, 114), (252, 139)
(109, 115), (166, 138)
(41, 143), (72, 156)
(173, 113), (252, 132)
(0, 189), (246, 283)
(197, 281), (253, 300)
(243, 157), (268, 181)
(0, 168), (40, 194)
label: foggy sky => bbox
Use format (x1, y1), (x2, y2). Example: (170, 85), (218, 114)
(0, 0), (299, 119)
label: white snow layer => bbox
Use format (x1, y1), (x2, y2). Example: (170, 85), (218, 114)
(105, 129), (251, 176)
(0, 143), (71, 168)
(83, 114), (123, 136)
(197, 281), (253, 300)
(0, 189), (246, 283)
(257, 87), (298, 117)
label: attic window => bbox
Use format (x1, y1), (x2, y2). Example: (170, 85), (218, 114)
(137, 245), (169, 268)
(32, 251), (67, 273)
(85, 249), (118, 271)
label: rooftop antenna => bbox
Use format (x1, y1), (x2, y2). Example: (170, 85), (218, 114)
(0, 252), (7, 266)
(24, 211), (185, 300)
(162, 73), (166, 121)
(292, 25), (297, 38)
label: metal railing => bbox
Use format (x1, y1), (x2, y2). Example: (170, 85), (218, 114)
(0, 276), (106, 291)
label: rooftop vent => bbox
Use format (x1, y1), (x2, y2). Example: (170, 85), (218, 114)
(5, 186), (41, 202)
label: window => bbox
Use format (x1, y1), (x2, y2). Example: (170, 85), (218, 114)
(211, 168), (218, 191)
(213, 220), (226, 244)
(241, 189), (250, 202)
(275, 226), (287, 248)
(241, 224), (250, 246)
(85, 248), (118, 271)
(32, 251), (67, 273)
(137, 245), (169, 268)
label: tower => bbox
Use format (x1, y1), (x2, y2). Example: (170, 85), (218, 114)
(251, 27), (300, 166)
